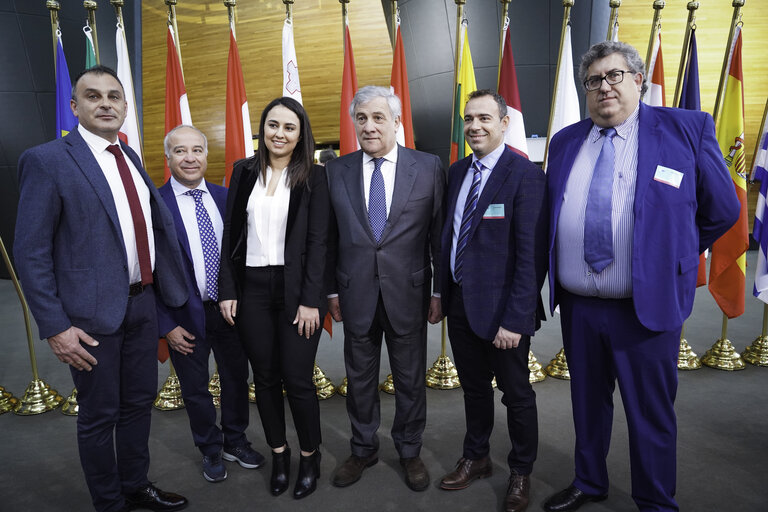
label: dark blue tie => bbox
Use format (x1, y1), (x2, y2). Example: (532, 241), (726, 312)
(454, 161), (483, 284)
(368, 157), (387, 242)
(185, 189), (219, 301)
(584, 127), (617, 273)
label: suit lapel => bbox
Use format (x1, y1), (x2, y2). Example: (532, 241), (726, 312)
(286, 185), (303, 240)
(341, 151), (375, 241)
(471, 148), (516, 236)
(634, 103), (660, 215)
(159, 183), (193, 264)
(382, 145), (417, 242)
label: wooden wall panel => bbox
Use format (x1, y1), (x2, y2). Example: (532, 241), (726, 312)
(141, 0), (392, 185)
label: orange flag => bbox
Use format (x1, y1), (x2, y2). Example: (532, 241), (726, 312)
(390, 24), (414, 149)
(339, 24), (358, 155)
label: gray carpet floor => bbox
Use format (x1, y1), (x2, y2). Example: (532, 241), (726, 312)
(1, 253), (766, 511)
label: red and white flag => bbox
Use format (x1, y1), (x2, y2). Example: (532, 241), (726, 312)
(116, 21), (143, 163)
(339, 23), (358, 156)
(498, 21), (528, 158)
(390, 23), (414, 149)
(642, 31), (665, 107)
(164, 25), (192, 181)
(282, 17), (302, 104)
(225, 24), (254, 187)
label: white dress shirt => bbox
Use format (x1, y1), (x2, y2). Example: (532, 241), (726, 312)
(78, 124), (155, 284)
(170, 177), (223, 301)
(363, 145), (399, 216)
(245, 166), (290, 266)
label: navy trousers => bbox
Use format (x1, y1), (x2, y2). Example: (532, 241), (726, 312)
(559, 290), (680, 512)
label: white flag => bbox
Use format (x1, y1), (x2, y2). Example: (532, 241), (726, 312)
(546, 24), (580, 169)
(116, 22), (143, 163)
(282, 17), (302, 104)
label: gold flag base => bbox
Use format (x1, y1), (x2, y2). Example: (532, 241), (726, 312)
(545, 348), (571, 380)
(742, 336), (768, 367)
(248, 381), (256, 403)
(677, 338), (702, 370)
(154, 373), (185, 410)
(491, 376), (497, 389)
(313, 364), (337, 400)
(0, 386), (20, 414)
(528, 351), (546, 383)
(208, 371), (221, 408)
(379, 374), (395, 394)
(61, 387), (79, 416)
(15, 378), (63, 415)
(426, 354), (461, 390)
(701, 338), (745, 371)
(337, 377), (348, 397)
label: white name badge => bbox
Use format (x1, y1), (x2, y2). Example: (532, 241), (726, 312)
(483, 204), (505, 219)
(653, 165), (683, 189)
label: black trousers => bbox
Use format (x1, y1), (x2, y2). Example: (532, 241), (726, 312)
(237, 266), (321, 452)
(169, 301), (250, 456)
(447, 283), (538, 475)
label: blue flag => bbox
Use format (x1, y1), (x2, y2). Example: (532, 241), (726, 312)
(677, 31), (700, 111)
(55, 34), (77, 138)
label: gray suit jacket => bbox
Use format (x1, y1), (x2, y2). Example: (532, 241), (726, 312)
(326, 145), (444, 336)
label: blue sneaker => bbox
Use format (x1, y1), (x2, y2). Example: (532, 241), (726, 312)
(203, 452), (227, 482)
(223, 443), (266, 469)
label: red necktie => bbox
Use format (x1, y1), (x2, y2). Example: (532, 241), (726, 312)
(106, 144), (153, 286)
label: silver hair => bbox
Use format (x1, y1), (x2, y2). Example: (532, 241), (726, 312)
(579, 41), (648, 96)
(163, 124), (209, 158)
(348, 85), (402, 120)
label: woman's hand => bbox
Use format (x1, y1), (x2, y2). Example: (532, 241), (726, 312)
(293, 305), (320, 339)
(219, 299), (238, 326)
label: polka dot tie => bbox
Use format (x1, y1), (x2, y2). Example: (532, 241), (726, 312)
(368, 157), (387, 243)
(185, 189), (219, 301)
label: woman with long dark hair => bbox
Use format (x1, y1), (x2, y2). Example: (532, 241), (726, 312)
(218, 97), (328, 499)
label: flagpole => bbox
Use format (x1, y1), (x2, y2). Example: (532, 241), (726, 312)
(644, 1), (664, 77)
(166, 0), (184, 77)
(713, 0), (745, 125)
(225, 0), (237, 33)
(672, 1), (699, 108)
(450, 0), (466, 147)
(751, 98), (768, 180)
(543, 0), (573, 170)
(47, 0), (60, 72)
(606, 0), (621, 41)
(84, 1), (100, 64)
(283, 0), (292, 21)
(497, 0), (510, 87)
(390, 1), (397, 50)
(340, 0), (349, 48)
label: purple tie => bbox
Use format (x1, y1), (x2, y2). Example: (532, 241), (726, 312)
(584, 128), (617, 273)
(454, 161), (483, 285)
(185, 189), (219, 301)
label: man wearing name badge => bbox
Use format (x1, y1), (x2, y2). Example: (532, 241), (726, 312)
(437, 90), (546, 512)
(156, 125), (265, 484)
(14, 66), (189, 512)
(543, 41), (740, 512)
(326, 85), (444, 491)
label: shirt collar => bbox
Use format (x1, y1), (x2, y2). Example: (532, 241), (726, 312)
(363, 144), (399, 166)
(589, 104), (640, 143)
(78, 124), (120, 152)
(170, 175), (209, 197)
(472, 142), (506, 171)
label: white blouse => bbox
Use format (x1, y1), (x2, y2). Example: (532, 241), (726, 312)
(245, 166), (290, 266)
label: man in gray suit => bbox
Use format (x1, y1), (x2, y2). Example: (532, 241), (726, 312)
(327, 86), (444, 492)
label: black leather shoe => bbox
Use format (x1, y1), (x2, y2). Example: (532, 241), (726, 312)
(293, 450), (321, 499)
(125, 484), (188, 511)
(331, 453), (379, 487)
(542, 485), (608, 512)
(270, 447), (291, 496)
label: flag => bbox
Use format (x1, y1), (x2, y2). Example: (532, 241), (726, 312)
(55, 34), (77, 138)
(642, 31), (665, 107)
(545, 24), (580, 169)
(225, 24), (254, 187)
(164, 25), (192, 181)
(709, 26), (748, 318)
(339, 23), (358, 156)
(449, 22), (477, 164)
(753, 107), (768, 302)
(84, 26), (97, 69)
(676, 30), (706, 286)
(390, 24), (414, 149)
(282, 17), (302, 104)
(610, 19), (619, 42)
(498, 23), (528, 158)
(116, 22), (144, 163)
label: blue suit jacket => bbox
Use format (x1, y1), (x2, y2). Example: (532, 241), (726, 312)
(547, 103), (740, 332)
(440, 147), (547, 340)
(14, 127), (188, 339)
(156, 180), (228, 338)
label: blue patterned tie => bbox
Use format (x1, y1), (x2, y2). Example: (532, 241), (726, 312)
(368, 157), (387, 242)
(185, 189), (219, 301)
(454, 161), (483, 285)
(584, 127), (617, 273)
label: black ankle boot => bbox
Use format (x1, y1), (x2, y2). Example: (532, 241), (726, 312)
(270, 447), (291, 496)
(293, 449), (321, 499)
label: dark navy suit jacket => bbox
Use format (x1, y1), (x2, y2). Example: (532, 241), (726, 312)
(440, 147), (547, 340)
(547, 103), (740, 332)
(156, 180), (228, 339)
(14, 127), (188, 339)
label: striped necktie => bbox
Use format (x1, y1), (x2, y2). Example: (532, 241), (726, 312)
(454, 161), (483, 285)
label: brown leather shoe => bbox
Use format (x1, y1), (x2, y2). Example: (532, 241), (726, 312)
(439, 456), (493, 490)
(331, 453), (378, 487)
(504, 471), (530, 512)
(400, 456), (430, 491)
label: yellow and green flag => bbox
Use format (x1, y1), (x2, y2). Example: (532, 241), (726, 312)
(450, 22), (476, 164)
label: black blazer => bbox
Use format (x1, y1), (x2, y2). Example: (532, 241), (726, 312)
(219, 157), (330, 321)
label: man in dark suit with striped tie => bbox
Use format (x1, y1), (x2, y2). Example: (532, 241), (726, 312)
(437, 89), (547, 512)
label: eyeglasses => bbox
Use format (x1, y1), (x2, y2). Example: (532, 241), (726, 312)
(583, 70), (631, 91)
